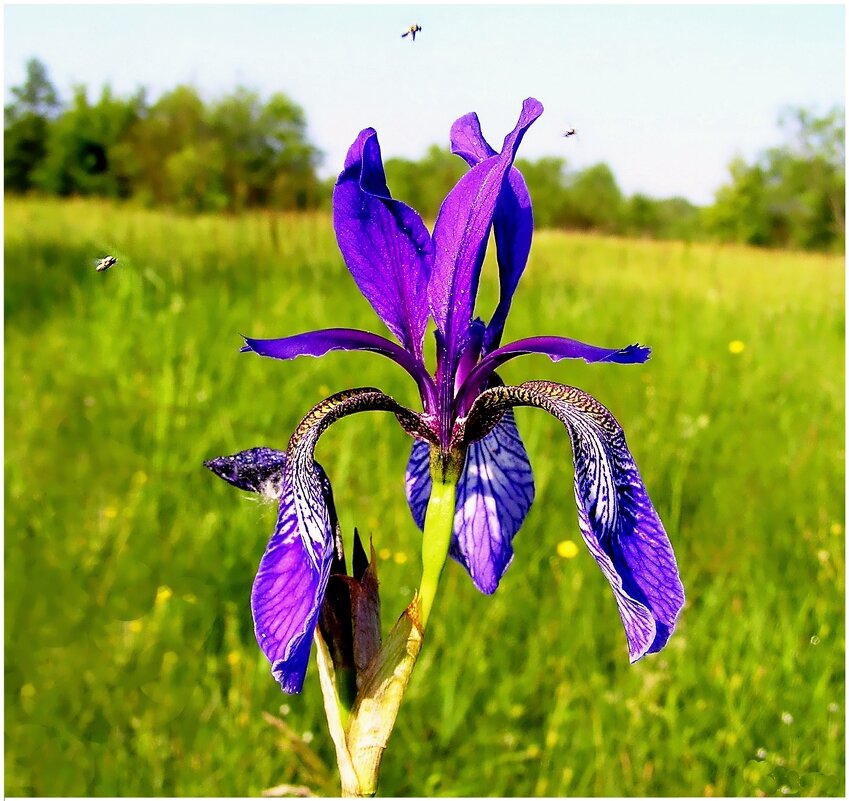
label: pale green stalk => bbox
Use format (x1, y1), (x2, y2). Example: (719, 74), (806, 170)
(316, 448), (462, 796)
(418, 470), (457, 629)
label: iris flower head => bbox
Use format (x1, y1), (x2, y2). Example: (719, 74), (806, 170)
(206, 98), (685, 694)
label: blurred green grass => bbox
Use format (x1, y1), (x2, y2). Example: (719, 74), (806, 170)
(5, 198), (844, 796)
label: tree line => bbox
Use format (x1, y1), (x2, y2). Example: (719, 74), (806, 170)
(5, 58), (844, 252)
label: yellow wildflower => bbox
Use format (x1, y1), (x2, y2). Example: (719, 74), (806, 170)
(556, 540), (579, 559)
(155, 585), (173, 605)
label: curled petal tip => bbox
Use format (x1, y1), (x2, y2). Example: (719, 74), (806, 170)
(204, 447), (288, 493)
(339, 127), (379, 176)
(615, 343), (651, 363)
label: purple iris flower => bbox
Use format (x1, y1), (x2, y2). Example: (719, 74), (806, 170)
(206, 98), (684, 694)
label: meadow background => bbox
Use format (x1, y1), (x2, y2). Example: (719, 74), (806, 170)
(4, 196), (844, 796)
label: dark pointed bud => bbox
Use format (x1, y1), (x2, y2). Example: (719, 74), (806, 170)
(349, 531), (381, 685)
(318, 522), (356, 706)
(318, 529), (383, 702)
(353, 527), (369, 580)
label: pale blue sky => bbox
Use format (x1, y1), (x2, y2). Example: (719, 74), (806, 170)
(4, 4), (845, 204)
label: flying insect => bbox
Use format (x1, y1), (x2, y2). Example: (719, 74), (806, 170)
(402, 24), (422, 41)
(563, 128), (577, 138)
(95, 255), (118, 272)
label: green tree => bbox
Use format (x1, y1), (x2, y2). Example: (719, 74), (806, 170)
(707, 106), (845, 251)
(208, 87), (321, 210)
(705, 158), (777, 246)
(385, 145), (466, 221)
(563, 163), (624, 232)
(514, 157), (570, 229)
(623, 193), (661, 238)
(33, 84), (143, 198)
(769, 107), (845, 250)
(119, 85), (220, 209)
(4, 58), (60, 192)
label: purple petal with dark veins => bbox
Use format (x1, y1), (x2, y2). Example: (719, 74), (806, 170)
(204, 447), (287, 494)
(241, 328), (437, 411)
(405, 411), (535, 594)
(450, 410), (535, 593)
(429, 99), (543, 378)
(461, 381), (685, 660)
(405, 438), (431, 530)
(450, 112), (533, 353)
(456, 336), (650, 413)
(251, 464), (335, 694)
(333, 129), (433, 357)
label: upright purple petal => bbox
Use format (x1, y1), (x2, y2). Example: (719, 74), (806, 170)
(454, 317), (486, 392)
(333, 129), (433, 358)
(241, 328), (437, 412)
(461, 381), (685, 660)
(450, 112), (533, 353)
(485, 170), (533, 352)
(450, 112), (497, 164)
(429, 99), (543, 378)
(405, 411), (535, 594)
(251, 465), (336, 693)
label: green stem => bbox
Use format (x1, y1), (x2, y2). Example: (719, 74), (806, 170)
(418, 461), (459, 630)
(336, 667), (357, 726)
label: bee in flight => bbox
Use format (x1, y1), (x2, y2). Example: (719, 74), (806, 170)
(402, 23), (422, 41)
(95, 255), (118, 272)
(563, 128), (577, 138)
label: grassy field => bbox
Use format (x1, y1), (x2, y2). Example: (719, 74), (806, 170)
(5, 197), (844, 797)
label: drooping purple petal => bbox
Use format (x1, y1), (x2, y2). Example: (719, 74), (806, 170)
(456, 336), (651, 414)
(241, 328), (437, 412)
(251, 465), (336, 693)
(450, 410), (535, 593)
(429, 99), (543, 380)
(461, 381), (685, 660)
(204, 447), (287, 495)
(333, 129), (433, 358)
(405, 411), (535, 594)
(204, 447), (328, 692)
(235, 388), (433, 695)
(450, 112), (533, 353)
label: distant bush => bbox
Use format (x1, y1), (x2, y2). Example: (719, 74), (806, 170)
(5, 58), (844, 250)
(704, 107), (845, 252)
